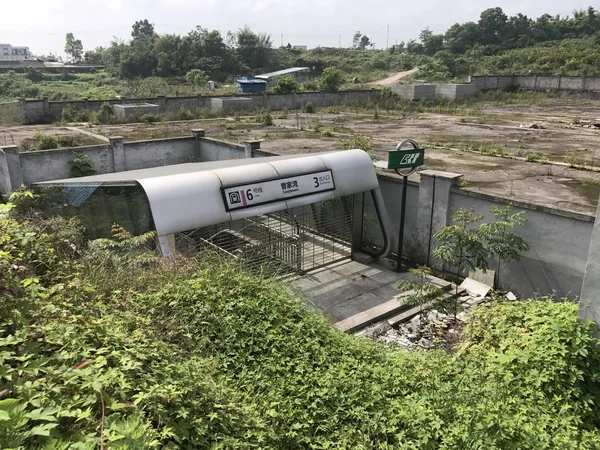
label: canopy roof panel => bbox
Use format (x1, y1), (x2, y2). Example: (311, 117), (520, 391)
(37, 150), (379, 236)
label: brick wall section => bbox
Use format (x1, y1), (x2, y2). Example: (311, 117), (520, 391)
(470, 75), (600, 92)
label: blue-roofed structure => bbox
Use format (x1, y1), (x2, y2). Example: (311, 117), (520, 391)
(237, 77), (267, 93)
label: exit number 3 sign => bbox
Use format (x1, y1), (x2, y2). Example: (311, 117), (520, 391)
(222, 170), (335, 212)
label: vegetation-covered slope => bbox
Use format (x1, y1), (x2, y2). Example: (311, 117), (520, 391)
(1, 194), (600, 448)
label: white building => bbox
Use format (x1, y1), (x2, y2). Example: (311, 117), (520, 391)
(0, 44), (32, 62)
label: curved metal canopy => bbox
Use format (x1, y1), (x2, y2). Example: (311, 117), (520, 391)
(38, 150), (380, 237)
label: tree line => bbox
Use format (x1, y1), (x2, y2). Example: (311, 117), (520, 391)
(390, 6), (600, 56)
(63, 6), (600, 81)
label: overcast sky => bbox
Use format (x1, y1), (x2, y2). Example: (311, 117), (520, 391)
(3, 0), (595, 56)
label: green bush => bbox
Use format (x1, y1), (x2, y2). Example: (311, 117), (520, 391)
(139, 113), (162, 123)
(261, 112), (274, 126)
(320, 67), (345, 91)
(340, 134), (375, 151)
(62, 106), (92, 123)
(273, 76), (298, 94)
(34, 132), (59, 150)
(2, 196), (600, 448)
(185, 69), (209, 86)
(302, 102), (316, 113)
(174, 106), (195, 121)
(320, 127), (334, 137)
(97, 102), (116, 124)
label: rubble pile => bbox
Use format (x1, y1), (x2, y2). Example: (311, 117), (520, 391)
(356, 284), (517, 350)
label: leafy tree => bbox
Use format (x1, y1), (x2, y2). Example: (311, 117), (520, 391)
(320, 67), (344, 91)
(64, 33), (83, 63)
(397, 265), (444, 312)
(419, 29), (444, 56)
(185, 69), (208, 86)
(235, 26), (272, 69)
(433, 208), (489, 317)
(481, 205), (529, 288)
(478, 7), (508, 46)
(131, 19), (155, 42)
(83, 47), (104, 65)
(273, 76), (298, 93)
(352, 31), (362, 49)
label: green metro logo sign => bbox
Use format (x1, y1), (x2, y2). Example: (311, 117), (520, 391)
(387, 148), (425, 170)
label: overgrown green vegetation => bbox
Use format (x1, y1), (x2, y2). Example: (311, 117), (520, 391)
(1, 192), (600, 447)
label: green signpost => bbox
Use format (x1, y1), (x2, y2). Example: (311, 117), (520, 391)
(390, 140), (426, 272)
(387, 148), (425, 170)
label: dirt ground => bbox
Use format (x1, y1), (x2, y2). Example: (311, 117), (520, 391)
(3, 94), (600, 215)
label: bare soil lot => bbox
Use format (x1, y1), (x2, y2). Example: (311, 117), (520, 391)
(3, 93), (600, 214)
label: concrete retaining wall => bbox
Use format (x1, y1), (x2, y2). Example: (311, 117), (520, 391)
(377, 172), (594, 299)
(20, 90), (379, 124)
(470, 74), (600, 92)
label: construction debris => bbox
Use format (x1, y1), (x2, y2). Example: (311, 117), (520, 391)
(356, 289), (494, 351)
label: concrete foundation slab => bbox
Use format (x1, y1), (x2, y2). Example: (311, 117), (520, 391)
(210, 97), (254, 112)
(112, 103), (159, 120)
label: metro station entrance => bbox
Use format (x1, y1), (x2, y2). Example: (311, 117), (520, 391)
(176, 196), (354, 275)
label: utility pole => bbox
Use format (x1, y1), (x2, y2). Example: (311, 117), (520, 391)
(339, 35), (341, 48)
(386, 24), (390, 50)
(281, 33), (283, 47)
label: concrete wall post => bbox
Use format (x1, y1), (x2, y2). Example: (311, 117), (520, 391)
(415, 170), (463, 269)
(558, 75), (562, 91)
(43, 97), (49, 121)
(244, 140), (261, 158)
(109, 136), (126, 172)
(18, 98), (26, 124)
(191, 128), (205, 159)
(84, 98), (89, 110)
(157, 96), (166, 112)
(0, 146), (23, 192)
(158, 234), (176, 260)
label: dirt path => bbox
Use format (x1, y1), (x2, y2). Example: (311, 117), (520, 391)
(370, 68), (419, 86)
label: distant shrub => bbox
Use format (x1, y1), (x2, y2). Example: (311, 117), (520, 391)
(340, 134), (375, 151)
(62, 106), (92, 123)
(140, 113), (162, 123)
(303, 80), (319, 91)
(320, 128), (334, 137)
(97, 102), (116, 124)
(174, 106), (195, 121)
(25, 69), (45, 82)
(185, 69), (209, 86)
(70, 152), (96, 177)
(302, 102), (316, 113)
(526, 152), (541, 162)
(34, 132), (59, 150)
(261, 112), (274, 126)
(273, 76), (299, 94)
(320, 67), (344, 91)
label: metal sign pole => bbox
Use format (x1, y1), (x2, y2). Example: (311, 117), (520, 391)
(396, 174), (408, 272)
(389, 139), (424, 272)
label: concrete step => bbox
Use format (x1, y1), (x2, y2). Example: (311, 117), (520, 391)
(386, 289), (465, 327)
(334, 290), (415, 333)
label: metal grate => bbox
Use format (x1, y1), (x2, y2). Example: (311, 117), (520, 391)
(175, 196), (353, 275)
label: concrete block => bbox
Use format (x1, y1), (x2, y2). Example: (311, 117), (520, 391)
(436, 84), (477, 100)
(210, 97), (253, 112)
(391, 84), (436, 100)
(112, 103), (159, 120)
